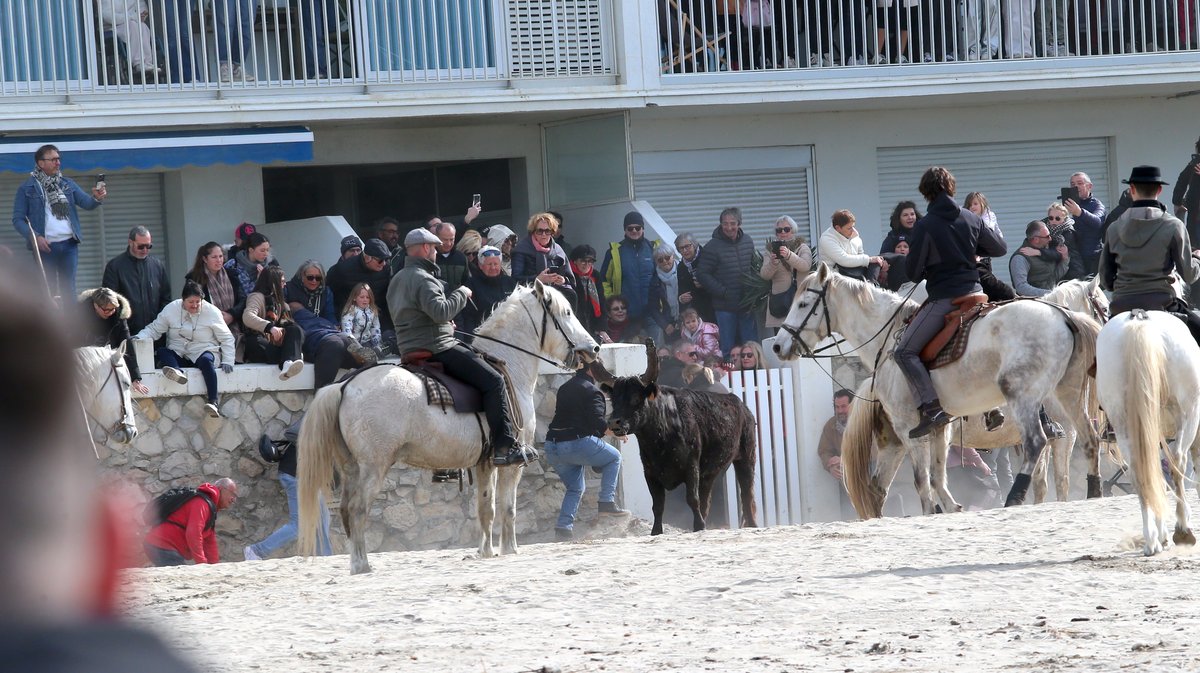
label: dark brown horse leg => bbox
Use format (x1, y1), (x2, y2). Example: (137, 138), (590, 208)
(647, 475), (667, 536)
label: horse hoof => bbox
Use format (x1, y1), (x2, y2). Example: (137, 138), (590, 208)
(350, 565), (373, 575)
(1086, 475), (1102, 499)
(1173, 529), (1197, 546)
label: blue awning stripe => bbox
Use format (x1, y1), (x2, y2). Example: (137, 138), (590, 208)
(0, 126), (313, 173)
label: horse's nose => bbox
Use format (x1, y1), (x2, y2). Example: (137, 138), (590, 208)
(593, 345), (601, 353)
(772, 343), (782, 354)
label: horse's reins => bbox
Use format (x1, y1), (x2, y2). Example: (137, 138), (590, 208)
(456, 293), (581, 372)
(79, 355), (137, 446)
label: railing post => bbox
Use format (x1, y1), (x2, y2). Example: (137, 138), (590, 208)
(613, 0), (658, 89)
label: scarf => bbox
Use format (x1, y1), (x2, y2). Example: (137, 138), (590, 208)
(532, 237), (552, 254)
(204, 268), (235, 313)
(655, 263), (680, 317)
(33, 168), (69, 219)
(571, 261), (602, 318)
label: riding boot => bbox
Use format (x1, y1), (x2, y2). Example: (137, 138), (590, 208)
(909, 400), (952, 438)
(983, 408), (1005, 432)
(493, 440), (537, 466)
(1038, 406), (1065, 439)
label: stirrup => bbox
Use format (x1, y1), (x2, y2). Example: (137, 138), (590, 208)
(909, 405), (952, 439)
(983, 408), (1005, 432)
(493, 443), (535, 466)
(432, 469), (462, 483)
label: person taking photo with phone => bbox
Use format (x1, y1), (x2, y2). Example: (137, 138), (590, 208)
(1062, 172), (1107, 276)
(511, 212), (577, 306)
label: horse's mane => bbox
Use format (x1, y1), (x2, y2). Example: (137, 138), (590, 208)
(805, 269), (918, 322)
(475, 284), (569, 339)
(1043, 279), (1093, 308)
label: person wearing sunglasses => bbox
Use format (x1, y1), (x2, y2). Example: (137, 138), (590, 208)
(457, 245), (518, 341)
(568, 244), (608, 341)
(283, 260), (377, 388)
(760, 215), (813, 332)
(512, 213), (577, 303)
(1017, 201), (1085, 281)
(102, 226), (171, 336)
(600, 211), (662, 335)
(13, 144), (106, 301)
(1011, 219), (1069, 298)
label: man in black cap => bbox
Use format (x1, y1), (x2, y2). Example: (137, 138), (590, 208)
(326, 237), (396, 354)
(388, 228), (533, 471)
(339, 235), (363, 261)
(599, 210), (661, 337)
(1098, 165), (1200, 317)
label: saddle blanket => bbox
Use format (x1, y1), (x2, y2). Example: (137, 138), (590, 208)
(920, 299), (1000, 371)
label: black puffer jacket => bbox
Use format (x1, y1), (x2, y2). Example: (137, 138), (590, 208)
(101, 251), (171, 336)
(458, 271), (518, 338)
(325, 254), (394, 332)
(77, 288), (141, 380)
(695, 226), (757, 312)
(906, 193), (1007, 300)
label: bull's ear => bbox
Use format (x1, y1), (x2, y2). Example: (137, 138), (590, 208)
(645, 382), (658, 401)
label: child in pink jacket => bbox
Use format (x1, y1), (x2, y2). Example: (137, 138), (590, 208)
(679, 308), (721, 359)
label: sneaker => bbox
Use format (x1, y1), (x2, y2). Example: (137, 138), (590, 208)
(872, 53), (889, 65)
(598, 501), (628, 516)
(279, 359), (304, 381)
(493, 443), (536, 466)
(555, 528), (574, 542)
(204, 402), (221, 419)
(244, 545), (262, 561)
(808, 52), (833, 67)
(783, 56), (798, 68)
(844, 55), (867, 66)
(218, 61), (233, 83)
(346, 340), (379, 367)
(942, 53), (957, 62)
(162, 366), (188, 385)
(923, 52), (935, 62)
(230, 62), (255, 82)
(909, 403), (952, 438)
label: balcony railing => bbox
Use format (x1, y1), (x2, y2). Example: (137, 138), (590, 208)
(660, 0), (1200, 72)
(0, 0), (615, 96)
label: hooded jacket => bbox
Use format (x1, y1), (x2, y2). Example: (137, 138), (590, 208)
(134, 298), (236, 366)
(695, 226), (757, 312)
(906, 192), (1007, 300)
(143, 482), (223, 564)
(1098, 201), (1200, 297)
(485, 224), (517, 275)
(77, 289), (141, 381)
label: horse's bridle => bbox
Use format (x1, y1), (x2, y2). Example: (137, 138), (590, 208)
(778, 285), (844, 358)
(84, 359), (138, 444)
(460, 292), (584, 371)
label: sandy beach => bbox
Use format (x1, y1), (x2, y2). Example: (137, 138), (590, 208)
(125, 492), (1200, 672)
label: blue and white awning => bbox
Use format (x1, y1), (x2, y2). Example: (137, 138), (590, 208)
(0, 126), (314, 173)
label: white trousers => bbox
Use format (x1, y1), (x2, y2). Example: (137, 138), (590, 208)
(96, 0), (157, 71)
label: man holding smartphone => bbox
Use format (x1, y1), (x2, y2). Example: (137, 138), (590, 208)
(11, 144), (105, 300)
(1062, 172), (1107, 276)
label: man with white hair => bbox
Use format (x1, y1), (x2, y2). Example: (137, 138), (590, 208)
(1065, 171), (1107, 275)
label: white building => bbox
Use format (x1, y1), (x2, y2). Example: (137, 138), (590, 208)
(3, 0), (1198, 286)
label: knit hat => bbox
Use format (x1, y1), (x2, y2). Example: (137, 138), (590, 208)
(623, 211), (645, 228)
(340, 235), (363, 254)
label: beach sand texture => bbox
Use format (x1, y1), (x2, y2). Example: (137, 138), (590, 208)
(126, 493), (1200, 672)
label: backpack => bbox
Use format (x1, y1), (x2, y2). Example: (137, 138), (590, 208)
(144, 487), (217, 531)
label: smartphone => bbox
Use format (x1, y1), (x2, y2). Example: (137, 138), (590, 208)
(1059, 187), (1079, 202)
(472, 193), (482, 208)
(95, 173), (106, 189)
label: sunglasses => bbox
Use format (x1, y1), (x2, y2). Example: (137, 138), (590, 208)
(534, 228), (554, 235)
(610, 305), (628, 311)
(97, 304), (118, 313)
(776, 227), (792, 234)
(135, 243), (153, 251)
(740, 353), (756, 359)
(685, 352), (701, 359)
(625, 225), (643, 232)
(1048, 216), (1064, 221)
(305, 274), (324, 282)
(479, 249), (502, 258)
(576, 257), (596, 264)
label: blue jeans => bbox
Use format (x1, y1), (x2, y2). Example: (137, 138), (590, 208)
(215, 0), (258, 65)
(297, 0), (337, 78)
(44, 238), (78, 299)
(714, 310), (759, 356)
(157, 348), (219, 403)
(545, 436), (621, 531)
(162, 0), (199, 82)
(248, 473), (332, 557)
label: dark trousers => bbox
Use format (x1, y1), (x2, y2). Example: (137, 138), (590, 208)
(311, 333), (358, 389)
(1110, 291), (1174, 315)
(157, 348), (218, 403)
(894, 297), (956, 408)
(429, 343), (517, 450)
(245, 324), (303, 368)
(144, 543), (187, 566)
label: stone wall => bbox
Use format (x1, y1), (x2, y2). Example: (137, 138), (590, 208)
(107, 347), (648, 563)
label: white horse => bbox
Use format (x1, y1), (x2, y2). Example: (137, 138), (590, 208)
(1096, 309), (1200, 556)
(76, 344), (138, 445)
(298, 283), (600, 574)
(774, 263), (1101, 517)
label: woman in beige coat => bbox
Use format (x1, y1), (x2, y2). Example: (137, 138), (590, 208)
(759, 215), (813, 331)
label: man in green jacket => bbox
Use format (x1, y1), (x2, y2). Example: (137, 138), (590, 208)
(387, 228), (532, 468)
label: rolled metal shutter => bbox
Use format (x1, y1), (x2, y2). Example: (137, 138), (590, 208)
(0, 171), (167, 294)
(876, 138), (1111, 283)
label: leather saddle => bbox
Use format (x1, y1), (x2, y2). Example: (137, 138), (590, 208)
(400, 350), (483, 414)
(919, 293), (997, 370)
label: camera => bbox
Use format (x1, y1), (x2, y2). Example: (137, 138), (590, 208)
(768, 240), (785, 256)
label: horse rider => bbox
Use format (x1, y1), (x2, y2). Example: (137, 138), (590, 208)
(895, 166), (1008, 438)
(387, 228), (534, 469)
(1098, 165), (1200, 324)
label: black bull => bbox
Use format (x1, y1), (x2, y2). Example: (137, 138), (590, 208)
(595, 343), (758, 535)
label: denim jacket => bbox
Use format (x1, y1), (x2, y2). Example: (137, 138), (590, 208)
(11, 174), (101, 247)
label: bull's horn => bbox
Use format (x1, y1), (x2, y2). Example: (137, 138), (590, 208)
(641, 338), (659, 385)
(588, 357), (616, 384)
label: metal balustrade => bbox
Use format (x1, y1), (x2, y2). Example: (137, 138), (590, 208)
(0, 0), (615, 95)
(661, 0), (1200, 72)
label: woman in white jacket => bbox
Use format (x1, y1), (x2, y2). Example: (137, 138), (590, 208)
(817, 209), (887, 283)
(136, 279), (236, 418)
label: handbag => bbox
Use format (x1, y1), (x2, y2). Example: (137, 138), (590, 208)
(768, 279), (797, 318)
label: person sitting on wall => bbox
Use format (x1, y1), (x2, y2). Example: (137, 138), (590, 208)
(185, 242), (245, 358)
(242, 265), (305, 381)
(285, 260), (378, 389)
(78, 286), (149, 395)
(326, 238), (395, 355)
(818, 209), (887, 283)
(339, 282), (384, 355)
(601, 294), (647, 344)
(224, 231), (272, 297)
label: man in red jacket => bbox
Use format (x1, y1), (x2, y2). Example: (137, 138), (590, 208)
(144, 479), (238, 566)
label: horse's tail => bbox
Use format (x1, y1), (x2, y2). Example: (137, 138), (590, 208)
(843, 378), (884, 519)
(1121, 319), (1170, 523)
(1062, 309), (1102, 382)
(298, 381), (348, 557)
